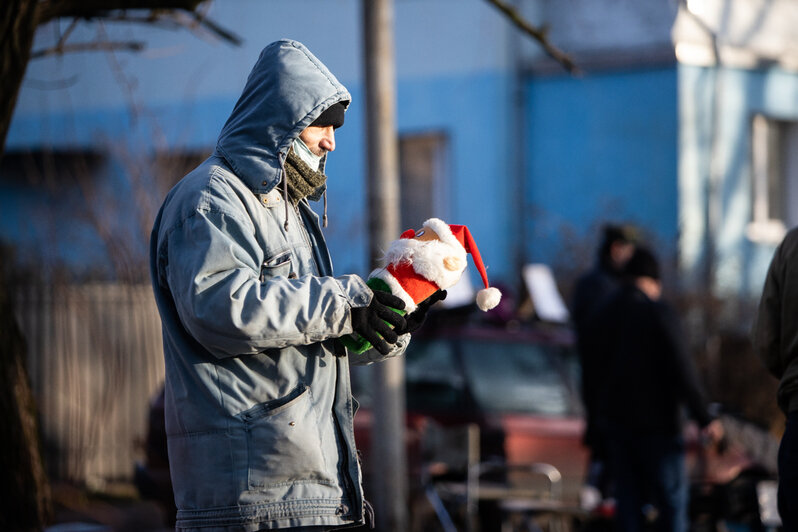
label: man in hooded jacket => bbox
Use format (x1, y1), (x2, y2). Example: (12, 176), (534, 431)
(150, 40), (422, 531)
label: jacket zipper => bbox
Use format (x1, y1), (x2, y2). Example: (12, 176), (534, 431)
(333, 398), (359, 522)
(281, 152), (355, 517)
(292, 202), (322, 276)
(337, 422), (354, 512)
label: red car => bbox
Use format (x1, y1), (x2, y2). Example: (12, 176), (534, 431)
(350, 311), (589, 529)
(349, 309), (779, 531)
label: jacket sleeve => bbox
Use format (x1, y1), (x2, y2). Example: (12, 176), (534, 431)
(659, 303), (714, 428)
(751, 242), (785, 379)
(348, 333), (411, 366)
(162, 208), (371, 358)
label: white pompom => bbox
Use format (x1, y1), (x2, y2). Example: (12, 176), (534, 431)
(476, 287), (502, 311)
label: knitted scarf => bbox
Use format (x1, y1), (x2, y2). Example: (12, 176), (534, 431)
(284, 147), (327, 206)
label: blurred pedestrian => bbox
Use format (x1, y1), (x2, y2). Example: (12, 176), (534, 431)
(752, 226), (798, 531)
(149, 40), (427, 531)
(571, 224), (636, 502)
(596, 247), (722, 532)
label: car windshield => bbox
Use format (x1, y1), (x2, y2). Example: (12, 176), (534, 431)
(351, 332), (582, 418)
(405, 338), (466, 413)
(400, 335), (581, 417)
(460, 340), (576, 416)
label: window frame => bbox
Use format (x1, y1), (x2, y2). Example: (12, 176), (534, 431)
(747, 113), (798, 244)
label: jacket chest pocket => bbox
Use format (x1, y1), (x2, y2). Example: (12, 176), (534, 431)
(260, 251), (296, 281)
(241, 385), (333, 489)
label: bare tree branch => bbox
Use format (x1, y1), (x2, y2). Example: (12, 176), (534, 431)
(1, 0), (39, 158)
(55, 18), (79, 50)
(34, 1), (243, 48)
(31, 41), (146, 59)
(186, 9), (243, 46)
(70, 11), (244, 45)
(485, 0), (580, 75)
(1, 0), (241, 154)
(35, 0), (205, 25)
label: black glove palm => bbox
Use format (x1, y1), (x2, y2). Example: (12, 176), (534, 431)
(350, 289), (407, 355)
(395, 290), (447, 335)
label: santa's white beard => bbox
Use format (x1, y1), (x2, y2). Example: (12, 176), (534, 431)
(382, 237), (466, 290)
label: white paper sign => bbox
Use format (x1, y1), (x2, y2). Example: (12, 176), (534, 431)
(523, 263), (570, 323)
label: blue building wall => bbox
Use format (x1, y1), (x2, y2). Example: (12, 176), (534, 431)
(323, 72), (514, 280)
(523, 66), (679, 270)
(678, 63), (798, 300)
(4, 0), (517, 287)
(4, 1), (699, 296)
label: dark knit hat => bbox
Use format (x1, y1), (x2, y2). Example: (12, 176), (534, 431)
(601, 224), (637, 247)
(624, 247), (660, 280)
(598, 223), (638, 267)
(311, 101), (348, 129)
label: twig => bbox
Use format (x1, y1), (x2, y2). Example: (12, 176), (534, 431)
(485, 0), (580, 75)
(55, 19), (80, 51)
(31, 41), (145, 59)
(35, 0), (204, 24)
(21, 75), (80, 91)
(187, 9), (243, 45)
(75, 10), (243, 45)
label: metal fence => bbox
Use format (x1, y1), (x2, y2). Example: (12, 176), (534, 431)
(14, 283), (165, 490)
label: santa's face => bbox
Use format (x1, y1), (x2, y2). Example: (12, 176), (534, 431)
(412, 227), (440, 242)
(382, 225), (467, 290)
(407, 227), (462, 272)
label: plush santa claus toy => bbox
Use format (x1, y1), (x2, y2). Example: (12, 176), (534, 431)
(342, 218), (501, 353)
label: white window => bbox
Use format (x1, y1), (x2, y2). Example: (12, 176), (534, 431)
(398, 132), (449, 229)
(747, 114), (798, 243)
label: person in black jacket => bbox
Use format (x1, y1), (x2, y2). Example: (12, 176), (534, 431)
(571, 224), (636, 502)
(752, 226), (798, 529)
(594, 247), (723, 532)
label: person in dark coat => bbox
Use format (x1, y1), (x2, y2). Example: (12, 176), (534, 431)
(595, 247), (722, 532)
(571, 224), (636, 500)
(752, 226), (798, 530)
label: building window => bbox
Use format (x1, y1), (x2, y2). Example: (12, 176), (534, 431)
(398, 132), (449, 229)
(748, 114), (798, 243)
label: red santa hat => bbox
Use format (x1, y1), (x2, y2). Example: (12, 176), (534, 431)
(419, 219), (502, 311)
(373, 218), (502, 312)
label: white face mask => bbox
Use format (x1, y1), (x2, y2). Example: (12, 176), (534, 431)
(292, 137), (322, 171)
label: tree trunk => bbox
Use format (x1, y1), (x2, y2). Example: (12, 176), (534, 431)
(0, 250), (52, 531)
(0, 0), (38, 156)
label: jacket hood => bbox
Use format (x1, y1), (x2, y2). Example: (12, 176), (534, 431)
(216, 40), (351, 194)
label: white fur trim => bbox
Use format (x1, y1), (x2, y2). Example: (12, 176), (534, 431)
(410, 244), (465, 289)
(382, 237), (466, 290)
(369, 268), (418, 313)
(476, 287), (502, 311)
(423, 218), (460, 249)
(382, 238), (417, 267)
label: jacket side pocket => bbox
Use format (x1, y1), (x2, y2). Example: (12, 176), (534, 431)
(241, 385), (332, 489)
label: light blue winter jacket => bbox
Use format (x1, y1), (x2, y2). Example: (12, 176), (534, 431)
(149, 40), (408, 531)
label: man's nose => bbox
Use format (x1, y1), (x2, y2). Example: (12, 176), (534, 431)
(319, 126), (335, 152)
